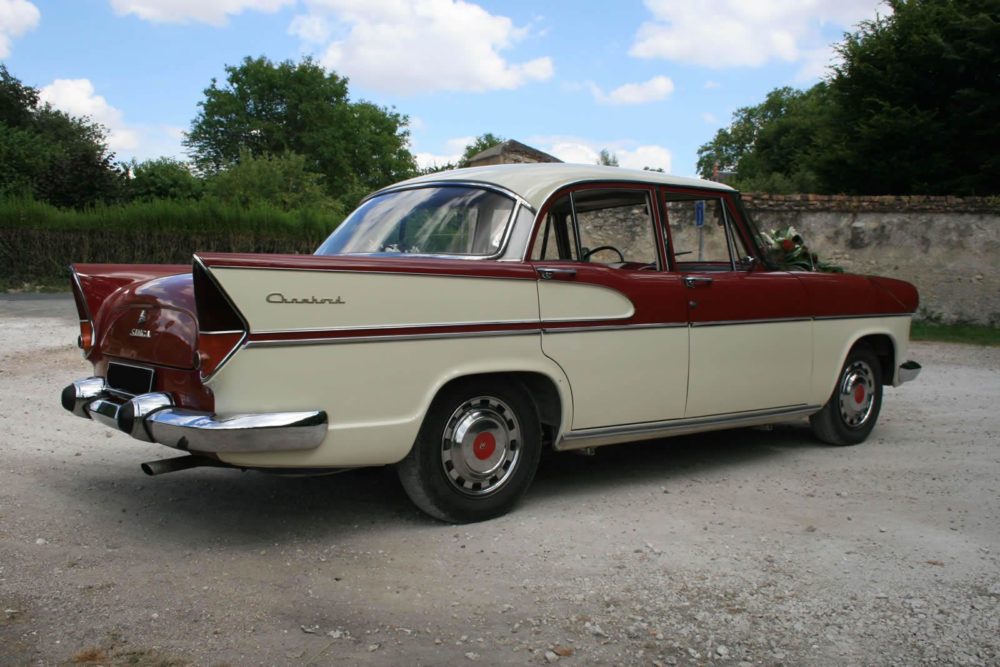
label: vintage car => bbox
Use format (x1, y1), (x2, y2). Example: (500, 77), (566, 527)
(61, 164), (921, 522)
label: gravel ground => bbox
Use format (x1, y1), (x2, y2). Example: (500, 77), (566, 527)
(1, 295), (998, 667)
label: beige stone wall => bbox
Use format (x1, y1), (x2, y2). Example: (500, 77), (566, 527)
(742, 194), (1000, 325)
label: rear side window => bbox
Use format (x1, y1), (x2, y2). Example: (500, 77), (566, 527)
(531, 188), (659, 268)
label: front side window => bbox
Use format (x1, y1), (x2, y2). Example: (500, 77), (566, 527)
(662, 192), (749, 270)
(316, 186), (515, 257)
(531, 188), (659, 268)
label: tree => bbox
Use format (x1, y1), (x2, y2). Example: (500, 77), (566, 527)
(597, 149), (619, 167)
(204, 150), (339, 213)
(459, 133), (505, 166)
(696, 0), (1000, 195)
(825, 0), (999, 194)
(185, 56), (416, 205)
(125, 157), (202, 201)
(0, 65), (122, 208)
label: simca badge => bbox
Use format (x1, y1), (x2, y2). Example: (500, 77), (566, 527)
(129, 328), (152, 338)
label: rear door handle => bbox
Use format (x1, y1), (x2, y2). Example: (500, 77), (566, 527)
(683, 276), (714, 288)
(537, 267), (577, 281)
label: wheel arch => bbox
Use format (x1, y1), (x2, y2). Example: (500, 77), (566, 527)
(431, 370), (567, 449)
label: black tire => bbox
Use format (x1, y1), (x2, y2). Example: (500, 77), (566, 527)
(810, 344), (883, 446)
(396, 377), (542, 523)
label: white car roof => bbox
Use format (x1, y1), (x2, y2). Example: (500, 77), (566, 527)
(380, 163), (735, 211)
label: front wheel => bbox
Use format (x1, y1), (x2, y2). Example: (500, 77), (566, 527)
(397, 378), (542, 523)
(810, 344), (883, 445)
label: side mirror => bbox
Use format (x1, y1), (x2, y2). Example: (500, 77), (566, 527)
(739, 256), (758, 271)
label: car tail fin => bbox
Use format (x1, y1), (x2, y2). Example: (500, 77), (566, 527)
(193, 257), (248, 380)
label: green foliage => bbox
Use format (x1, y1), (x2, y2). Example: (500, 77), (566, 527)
(126, 157), (202, 201)
(185, 56), (416, 205)
(911, 320), (1000, 346)
(697, 0), (1000, 195)
(459, 133), (505, 166)
(0, 65), (122, 208)
(597, 149), (619, 167)
(0, 195), (342, 284)
(204, 150), (341, 214)
(826, 0), (1000, 195)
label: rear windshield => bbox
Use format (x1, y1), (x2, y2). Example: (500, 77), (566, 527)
(315, 186), (516, 257)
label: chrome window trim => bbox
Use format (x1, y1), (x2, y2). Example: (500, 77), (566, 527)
(320, 182), (536, 261)
(557, 403), (822, 450)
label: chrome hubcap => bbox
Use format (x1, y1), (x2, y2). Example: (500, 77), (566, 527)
(838, 360), (876, 428)
(441, 396), (520, 496)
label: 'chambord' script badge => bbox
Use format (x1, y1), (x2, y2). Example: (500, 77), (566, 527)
(266, 293), (346, 305)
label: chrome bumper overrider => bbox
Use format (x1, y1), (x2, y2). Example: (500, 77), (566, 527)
(898, 360), (922, 384)
(61, 377), (327, 453)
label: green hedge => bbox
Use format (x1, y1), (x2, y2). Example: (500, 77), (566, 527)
(0, 197), (343, 285)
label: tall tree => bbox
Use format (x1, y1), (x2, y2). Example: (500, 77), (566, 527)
(826, 0), (999, 194)
(597, 149), (619, 167)
(185, 56), (416, 205)
(0, 65), (122, 207)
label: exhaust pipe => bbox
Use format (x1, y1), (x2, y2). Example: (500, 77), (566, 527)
(140, 455), (227, 476)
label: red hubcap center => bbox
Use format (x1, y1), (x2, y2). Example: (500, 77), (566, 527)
(473, 432), (497, 460)
(853, 384), (866, 404)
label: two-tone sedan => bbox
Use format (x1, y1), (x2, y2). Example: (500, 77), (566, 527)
(62, 164), (921, 522)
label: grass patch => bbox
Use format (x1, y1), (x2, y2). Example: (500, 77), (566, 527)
(911, 320), (1000, 346)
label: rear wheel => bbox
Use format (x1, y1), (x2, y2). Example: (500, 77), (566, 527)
(397, 378), (542, 523)
(810, 344), (883, 445)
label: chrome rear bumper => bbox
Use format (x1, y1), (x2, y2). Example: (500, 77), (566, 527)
(61, 377), (327, 453)
(898, 360), (922, 384)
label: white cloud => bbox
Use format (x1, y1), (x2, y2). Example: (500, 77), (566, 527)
(630, 0), (883, 72)
(295, 0), (554, 94)
(703, 80), (720, 89)
(535, 136), (673, 173)
(109, 0), (293, 26)
(588, 75), (674, 106)
(701, 112), (718, 125)
(39, 79), (139, 152)
(0, 0), (39, 57)
(413, 135), (474, 170)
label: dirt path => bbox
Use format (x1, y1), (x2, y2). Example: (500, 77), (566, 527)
(1, 297), (997, 666)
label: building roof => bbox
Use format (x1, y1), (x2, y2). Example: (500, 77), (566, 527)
(466, 139), (561, 165)
(382, 163), (735, 211)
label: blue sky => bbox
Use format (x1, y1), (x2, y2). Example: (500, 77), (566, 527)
(1, 0), (888, 177)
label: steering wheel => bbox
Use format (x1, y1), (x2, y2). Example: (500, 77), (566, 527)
(583, 245), (625, 263)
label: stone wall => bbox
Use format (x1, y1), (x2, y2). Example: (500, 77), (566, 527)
(742, 194), (1000, 325)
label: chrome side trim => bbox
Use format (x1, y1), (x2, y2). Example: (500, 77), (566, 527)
(897, 360), (921, 384)
(145, 408), (327, 453)
(542, 322), (687, 334)
(206, 264), (537, 280)
(251, 317), (540, 336)
(692, 317), (813, 328)
(246, 328), (542, 349)
(813, 313), (913, 321)
(555, 404), (822, 451)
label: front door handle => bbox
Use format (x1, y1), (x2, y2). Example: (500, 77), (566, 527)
(683, 276), (714, 288)
(537, 267), (577, 281)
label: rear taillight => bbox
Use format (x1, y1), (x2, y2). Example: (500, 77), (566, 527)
(70, 268), (95, 357)
(193, 258), (247, 380)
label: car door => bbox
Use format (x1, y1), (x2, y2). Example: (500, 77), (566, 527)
(528, 184), (689, 430)
(661, 187), (814, 418)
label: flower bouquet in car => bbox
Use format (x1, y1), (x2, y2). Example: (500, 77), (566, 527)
(761, 226), (843, 273)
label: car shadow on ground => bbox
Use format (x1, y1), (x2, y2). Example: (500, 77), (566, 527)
(58, 422), (827, 544)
